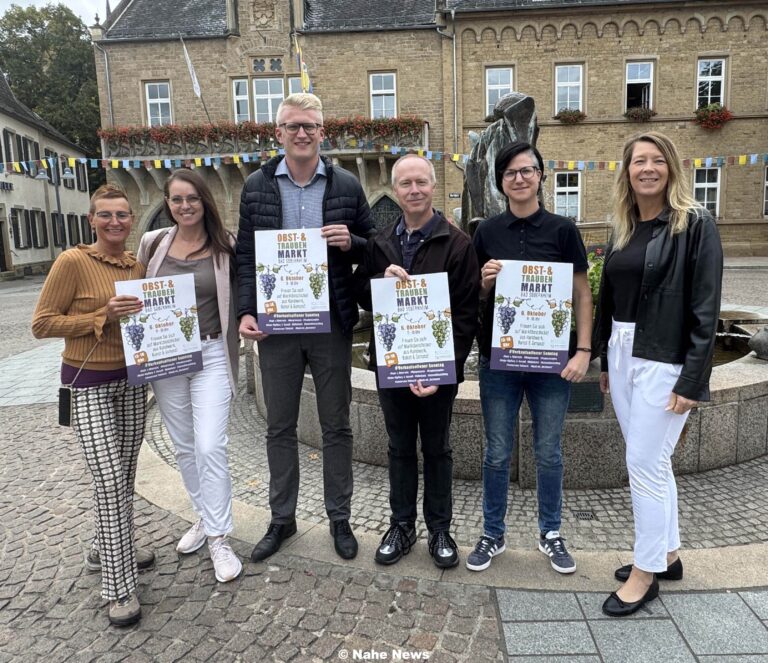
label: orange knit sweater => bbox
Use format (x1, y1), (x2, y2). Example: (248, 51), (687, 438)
(32, 244), (146, 371)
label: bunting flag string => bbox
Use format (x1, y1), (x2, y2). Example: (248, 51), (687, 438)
(1, 149), (767, 175)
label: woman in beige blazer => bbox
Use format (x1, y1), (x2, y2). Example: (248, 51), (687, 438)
(138, 168), (241, 583)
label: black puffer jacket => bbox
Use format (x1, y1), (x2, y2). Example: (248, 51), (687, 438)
(593, 208), (723, 401)
(236, 155), (373, 334)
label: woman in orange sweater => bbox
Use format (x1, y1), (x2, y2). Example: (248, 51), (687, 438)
(32, 184), (150, 626)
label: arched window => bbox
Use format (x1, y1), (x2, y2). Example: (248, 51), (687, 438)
(147, 205), (173, 232)
(369, 195), (400, 232)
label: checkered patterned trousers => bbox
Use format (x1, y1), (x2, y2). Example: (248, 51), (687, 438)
(72, 379), (147, 600)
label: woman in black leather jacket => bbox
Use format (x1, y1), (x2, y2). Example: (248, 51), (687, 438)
(595, 131), (723, 617)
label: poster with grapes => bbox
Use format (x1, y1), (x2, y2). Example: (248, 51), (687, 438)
(371, 272), (456, 388)
(115, 274), (203, 385)
(490, 260), (574, 373)
(253, 228), (330, 334)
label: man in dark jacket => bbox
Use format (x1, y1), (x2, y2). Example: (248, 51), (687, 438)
(237, 93), (372, 562)
(356, 154), (479, 568)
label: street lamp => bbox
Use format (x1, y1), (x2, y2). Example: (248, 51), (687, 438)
(35, 157), (77, 251)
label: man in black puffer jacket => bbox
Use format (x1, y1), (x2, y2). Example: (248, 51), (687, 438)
(236, 93), (372, 563)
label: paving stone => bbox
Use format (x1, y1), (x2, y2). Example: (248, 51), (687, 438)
(502, 622), (596, 656)
(498, 590), (583, 621)
(741, 591), (768, 620)
(590, 620), (696, 662)
(663, 593), (768, 655)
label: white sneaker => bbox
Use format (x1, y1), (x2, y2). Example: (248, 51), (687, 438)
(209, 536), (242, 583)
(176, 519), (206, 554)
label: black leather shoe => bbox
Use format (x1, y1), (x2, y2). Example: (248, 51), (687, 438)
(428, 530), (459, 569)
(375, 523), (417, 565)
(250, 521), (297, 562)
(331, 519), (358, 560)
(602, 577), (660, 617)
(615, 557), (683, 582)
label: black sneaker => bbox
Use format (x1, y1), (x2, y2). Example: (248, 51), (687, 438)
(538, 531), (576, 574)
(428, 530), (459, 569)
(466, 534), (506, 571)
(375, 523), (416, 565)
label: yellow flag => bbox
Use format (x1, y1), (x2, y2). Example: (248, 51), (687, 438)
(567, 161), (575, 170)
(694, 158), (702, 167)
(738, 154), (747, 165)
(451, 154), (460, 162)
(233, 155), (240, 164)
(418, 149), (425, 157)
(194, 158), (202, 167)
(68, 157), (76, 168)
(269, 150), (277, 157)
(13, 162), (21, 172)
(608, 161), (616, 171)
(154, 160), (161, 168)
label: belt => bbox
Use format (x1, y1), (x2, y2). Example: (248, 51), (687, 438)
(201, 332), (221, 341)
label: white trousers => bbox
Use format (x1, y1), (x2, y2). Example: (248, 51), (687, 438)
(608, 320), (689, 573)
(152, 338), (234, 536)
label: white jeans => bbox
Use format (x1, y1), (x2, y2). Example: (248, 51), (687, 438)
(152, 338), (234, 536)
(608, 320), (689, 573)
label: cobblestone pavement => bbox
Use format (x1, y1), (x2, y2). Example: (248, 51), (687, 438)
(0, 404), (504, 663)
(146, 379), (768, 551)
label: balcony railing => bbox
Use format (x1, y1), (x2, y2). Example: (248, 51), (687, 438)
(99, 118), (428, 160)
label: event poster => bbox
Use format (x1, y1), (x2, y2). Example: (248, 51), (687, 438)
(254, 228), (330, 334)
(490, 260), (574, 373)
(115, 274), (203, 385)
(371, 272), (456, 388)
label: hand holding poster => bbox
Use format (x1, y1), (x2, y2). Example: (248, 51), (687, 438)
(115, 274), (203, 385)
(490, 260), (574, 373)
(254, 228), (330, 334)
(371, 272), (456, 388)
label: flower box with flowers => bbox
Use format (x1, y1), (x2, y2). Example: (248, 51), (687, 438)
(624, 107), (657, 123)
(98, 116), (425, 158)
(554, 109), (587, 125)
(693, 104), (733, 130)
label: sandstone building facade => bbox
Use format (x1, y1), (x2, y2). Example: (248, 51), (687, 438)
(92, 0), (768, 254)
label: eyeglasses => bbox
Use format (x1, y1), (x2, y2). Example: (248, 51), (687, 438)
(95, 211), (132, 221)
(502, 167), (540, 181)
(167, 195), (202, 207)
(278, 122), (323, 135)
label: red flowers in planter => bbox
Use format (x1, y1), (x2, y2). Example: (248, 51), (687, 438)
(98, 116), (425, 151)
(693, 104), (734, 130)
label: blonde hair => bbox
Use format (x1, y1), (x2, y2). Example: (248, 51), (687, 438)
(89, 183), (131, 215)
(276, 93), (323, 124)
(611, 131), (702, 250)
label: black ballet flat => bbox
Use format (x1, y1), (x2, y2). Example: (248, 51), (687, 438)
(602, 577), (660, 617)
(615, 557), (683, 582)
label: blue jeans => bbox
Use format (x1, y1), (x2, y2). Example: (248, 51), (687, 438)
(479, 356), (571, 537)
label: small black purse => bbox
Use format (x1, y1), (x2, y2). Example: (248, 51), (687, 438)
(59, 342), (100, 427)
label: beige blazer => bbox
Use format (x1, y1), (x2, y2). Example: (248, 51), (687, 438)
(137, 225), (239, 395)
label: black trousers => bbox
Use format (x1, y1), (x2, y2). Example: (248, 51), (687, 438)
(377, 384), (458, 533)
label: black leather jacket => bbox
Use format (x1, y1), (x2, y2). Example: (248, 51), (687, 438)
(593, 208), (723, 401)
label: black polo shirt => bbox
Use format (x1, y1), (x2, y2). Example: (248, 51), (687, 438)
(473, 206), (589, 358)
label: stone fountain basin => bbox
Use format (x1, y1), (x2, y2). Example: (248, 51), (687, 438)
(246, 325), (768, 489)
